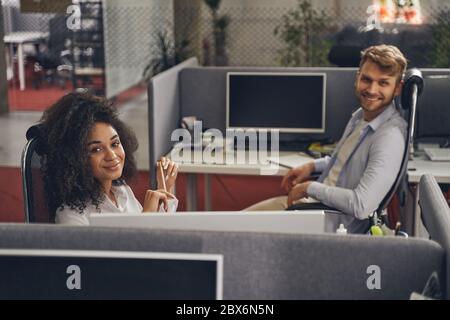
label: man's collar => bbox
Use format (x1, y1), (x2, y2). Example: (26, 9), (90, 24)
(351, 102), (396, 131)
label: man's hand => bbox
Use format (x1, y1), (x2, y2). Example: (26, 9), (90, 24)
(143, 189), (176, 212)
(287, 181), (312, 207)
(157, 157), (178, 193)
(281, 162), (315, 193)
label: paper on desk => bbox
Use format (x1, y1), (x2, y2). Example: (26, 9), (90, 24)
(266, 153), (313, 169)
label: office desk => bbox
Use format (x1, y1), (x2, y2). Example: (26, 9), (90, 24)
(4, 32), (48, 90)
(89, 210), (333, 234)
(407, 156), (450, 184)
(407, 155), (450, 236)
(173, 150), (313, 211)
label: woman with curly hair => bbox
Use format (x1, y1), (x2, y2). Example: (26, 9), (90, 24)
(39, 92), (178, 225)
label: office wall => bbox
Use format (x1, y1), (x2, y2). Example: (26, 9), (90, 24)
(180, 0), (449, 67)
(103, 0), (173, 98)
(1, 0), (54, 33)
(174, 0), (201, 64)
(0, 4), (8, 113)
(1, 0), (15, 33)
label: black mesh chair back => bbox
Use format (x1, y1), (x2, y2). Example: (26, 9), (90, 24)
(21, 125), (51, 223)
(375, 68), (424, 226)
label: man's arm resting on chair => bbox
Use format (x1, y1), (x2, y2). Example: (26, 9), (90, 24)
(303, 127), (405, 220)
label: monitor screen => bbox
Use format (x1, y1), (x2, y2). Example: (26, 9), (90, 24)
(227, 72), (326, 133)
(416, 75), (450, 139)
(0, 250), (223, 299)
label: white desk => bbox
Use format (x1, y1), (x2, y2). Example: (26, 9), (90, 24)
(407, 155), (450, 236)
(172, 150), (313, 211)
(4, 31), (48, 90)
(89, 211), (336, 234)
(407, 156), (450, 184)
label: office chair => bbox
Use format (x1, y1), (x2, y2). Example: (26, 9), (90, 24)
(376, 68), (423, 226)
(287, 69), (424, 233)
(21, 125), (52, 223)
(418, 173), (450, 299)
(30, 16), (72, 89)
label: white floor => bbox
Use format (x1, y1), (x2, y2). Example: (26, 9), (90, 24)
(0, 92), (149, 170)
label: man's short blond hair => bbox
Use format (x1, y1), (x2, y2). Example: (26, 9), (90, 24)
(360, 44), (407, 83)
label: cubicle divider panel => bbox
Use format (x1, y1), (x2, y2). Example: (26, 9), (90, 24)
(179, 67), (450, 143)
(201, 231), (445, 300)
(179, 67), (359, 142)
(148, 57), (199, 188)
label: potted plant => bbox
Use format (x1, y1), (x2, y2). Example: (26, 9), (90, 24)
(429, 11), (450, 68)
(203, 0), (230, 66)
(274, 0), (335, 67)
(142, 30), (191, 81)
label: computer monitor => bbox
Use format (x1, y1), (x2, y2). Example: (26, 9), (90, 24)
(226, 72), (326, 133)
(416, 75), (450, 140)
(0, 249), (223, 299)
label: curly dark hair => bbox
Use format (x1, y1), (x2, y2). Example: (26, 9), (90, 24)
(39, 92), (138, 220)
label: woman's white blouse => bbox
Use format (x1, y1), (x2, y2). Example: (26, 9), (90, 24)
(56, 184), (144, 226)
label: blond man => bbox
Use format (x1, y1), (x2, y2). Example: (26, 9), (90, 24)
(246, 44), (408, 234)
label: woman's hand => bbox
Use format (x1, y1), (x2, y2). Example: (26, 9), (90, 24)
(143, 189), (176, 212)
(157, 157), (178, 193)
(281, 162), (315, 193)
(287, 181), (312, 207)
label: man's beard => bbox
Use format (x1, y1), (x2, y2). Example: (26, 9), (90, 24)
(355, 88), (396, 113)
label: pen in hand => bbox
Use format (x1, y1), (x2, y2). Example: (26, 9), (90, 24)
(158, 161), (167, 192)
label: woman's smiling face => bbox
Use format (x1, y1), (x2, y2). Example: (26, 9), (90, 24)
(87, 122), (125, 188)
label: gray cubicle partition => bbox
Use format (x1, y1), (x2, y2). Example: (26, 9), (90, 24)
(148, 57), (199, 188)
(0, 5), (9, 114)
(179, 67), (359, 141)
(0, 223), (445, 299)
(178, 67), (450, 141)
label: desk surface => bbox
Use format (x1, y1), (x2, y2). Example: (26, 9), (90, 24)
(4, 31), (48, 44)
(172, 148), (449, 182)
(172, 150), (313, 176)
(408, 155), (450, 184)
